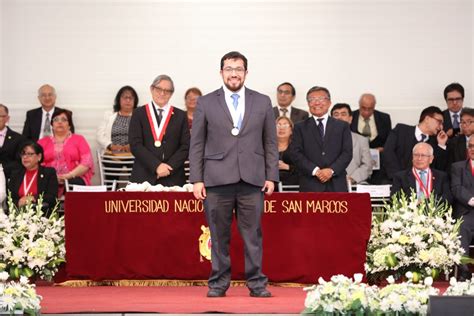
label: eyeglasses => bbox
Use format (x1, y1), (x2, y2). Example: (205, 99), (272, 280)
(277, 123), (290, 129)
(447, 97), (463, 103)
(153, 86), (173, 95)
(307, 96), (329, 103)
(277, 89), (292, 96)
(413, 153), (432, 159)
(39, 93), (55, 98)
(21, 152), (37, 157)
(460, 120), (474, 126)
(222, 67), (245, 74)
(429, 116), (443, 125)
(468, 144), (474, 149)
(52, 117), (68, 123)
(121, 95), (135, 100)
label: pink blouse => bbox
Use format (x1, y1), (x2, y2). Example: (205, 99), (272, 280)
(38, 133), (94, 185)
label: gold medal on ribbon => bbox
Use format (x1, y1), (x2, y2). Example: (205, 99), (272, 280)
(154, 140), (161, 147)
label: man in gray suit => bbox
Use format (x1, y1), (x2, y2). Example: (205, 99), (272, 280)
(450, 135), (474, 281)
(272, 82), (309, 123)
(189, 51), (279, 298)
(331, 103), (373, 184)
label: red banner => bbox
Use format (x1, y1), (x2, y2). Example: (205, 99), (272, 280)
(65, 192), (371, 283)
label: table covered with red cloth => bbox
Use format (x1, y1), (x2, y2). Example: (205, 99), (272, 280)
(65, 192), (371, 283)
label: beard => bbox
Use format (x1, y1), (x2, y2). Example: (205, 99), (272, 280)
(224, 78), (244, 92)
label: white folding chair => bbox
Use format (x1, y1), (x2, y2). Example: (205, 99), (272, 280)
(355, 184), (391, 217)
(65, 179), (117, 192)
(277, 182), (300, 192)
(97, 150), (134, 188)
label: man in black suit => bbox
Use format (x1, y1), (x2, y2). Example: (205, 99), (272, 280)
(447, 107), (474, 167)
(442, 82), (464, 138)
(22, 84), (73, 141)
(272, 82), (308, 123)
(351, 93), (392, 184)
(129, 74), (190, 186)
(383, 106), (448, 181)
(391, 142), (452, 204)
(450, 135), (474, 281)
(0, 104), (26, 179)
(290, 86), (352, 192)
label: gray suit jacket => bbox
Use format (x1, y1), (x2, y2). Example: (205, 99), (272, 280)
(451, 160), (474, 218)
(347, 132), (373, 183)
(189, 87), (279, 187)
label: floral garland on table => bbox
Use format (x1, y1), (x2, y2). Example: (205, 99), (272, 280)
(365, 192), (464, 283)
(121, 182), (194, 192)
(0, 273), (41, 316)
(303, 274), (439, 315)
(0, 194), (65, 281)
(444, 277), (474, 296)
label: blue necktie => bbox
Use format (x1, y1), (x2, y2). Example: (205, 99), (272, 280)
(418, 170), (427, 199)
(231, 94), (239, 110)
(317, 118), (324, 138)
(453, 113), (459, 129)
(420, 134), (427, 142)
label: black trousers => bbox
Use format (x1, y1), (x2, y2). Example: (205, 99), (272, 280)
(204, 181), (267, 292)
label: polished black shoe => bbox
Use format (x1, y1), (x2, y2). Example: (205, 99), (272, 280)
(207, 289), (226, 297)
(249, 289), (272, 297)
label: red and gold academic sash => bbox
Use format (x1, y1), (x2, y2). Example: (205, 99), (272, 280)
(145, 103), (174, 147)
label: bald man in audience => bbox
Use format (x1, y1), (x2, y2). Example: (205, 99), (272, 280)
(447, 107), (474, 166)
(350, 93), (391, 184)
(383, 106), (448, 181)
(22, 84), (73, 141)
(390, 142), (451, 204)
(272, 82), (308, 123)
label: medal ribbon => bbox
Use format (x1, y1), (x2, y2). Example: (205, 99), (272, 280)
(23, 170), (38, 195)
(145, 103), (174, 144)
(412, 167), (432, 198)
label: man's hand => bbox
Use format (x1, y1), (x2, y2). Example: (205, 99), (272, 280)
(156, 163), (173, 178)
(316, 168), (333, 183)
(262, 181), (275, 195)
(278, 160), (290, 170)
(193, 182), (206, 200)
(437, 130), (448, 146)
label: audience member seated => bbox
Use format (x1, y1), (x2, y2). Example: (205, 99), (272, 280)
(22, 84), (73, 141)
(272, 82), (308, 123)
(38, 109), (94, 193)
(390, 142), (452, 204)
(350, 93), (391, 184)
(184, 87), (202, 130)
(442, 82), (464, 138)
(275, 116), (298, 190)
(0, 104), (25, 179)
(97, 85), (139, 153)
(129, 74), (190, 186)
(8, 141), (58, 216)
(447, 107), (474, 166)
(450, 135), (474, 281)
(331, 103), (373, 184)
(383, 106), (448, 181)
(290, 86), (352, 192)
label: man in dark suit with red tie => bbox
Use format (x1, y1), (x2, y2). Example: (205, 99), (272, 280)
(0, 104), (26, 179)
(390, 142), (452, 204)
(129, 75), (190, 186)
(450, 135), (474, 281)
(383, 106), (448, 181)
(290, 86), (352, 192)
(272, 82), (309, 123)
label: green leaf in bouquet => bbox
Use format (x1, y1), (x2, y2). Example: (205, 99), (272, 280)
(9, 265), (20, 279)
(22, 267), (35, 278)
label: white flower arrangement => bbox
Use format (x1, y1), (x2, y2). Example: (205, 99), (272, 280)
(121, 182), (193, 192)
(303, 274), (439, 315)
(444, 277), (474, 296)
(0, 272), (41, 316)
(365, 192), (464, 283)
(303, 274), (379, 315)
(0, 195), (65, 281)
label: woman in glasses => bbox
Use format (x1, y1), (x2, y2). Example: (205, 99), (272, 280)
(8, 140), (58, 214)
(38, 109), (94, 193)
(276, 116), (298, 191)
(97, 86), (139, 154)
